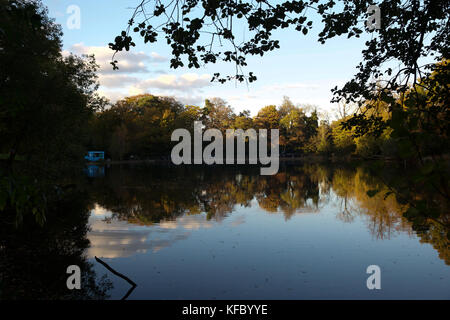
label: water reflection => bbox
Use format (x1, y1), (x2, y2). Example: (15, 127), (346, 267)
(0, 190), (112, 299)
(2, 163), (447, 299)
(88, 204), (207, 258)
(85, 165), (105, 178)
(85, 164), (449, 299)
(87, 164), (448, 267)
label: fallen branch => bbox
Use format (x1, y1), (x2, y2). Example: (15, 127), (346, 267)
(95, 256), (137, 300)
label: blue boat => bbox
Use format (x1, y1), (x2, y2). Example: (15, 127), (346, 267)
(85, 151), (105, 162)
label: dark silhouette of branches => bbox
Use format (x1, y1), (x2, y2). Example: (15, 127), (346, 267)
(95, 256), (137, 300)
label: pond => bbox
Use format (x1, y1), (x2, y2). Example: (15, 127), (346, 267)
(83, 163), (449, 299)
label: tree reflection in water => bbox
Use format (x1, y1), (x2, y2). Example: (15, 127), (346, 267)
(89, 163), (448, 265)
(1, 163), (447, 299)
(0, 189), (113, 299)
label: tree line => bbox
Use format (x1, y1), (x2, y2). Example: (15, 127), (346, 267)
(86, 70), (447, 162)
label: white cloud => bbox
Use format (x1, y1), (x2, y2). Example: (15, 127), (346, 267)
(136, 73), (211, 91)
(98, 74), (140, 88)
(63, 43), (167, 74)
(97, 90), (126, 103)
(65, 44), (342, 114)
(177, 95), (204, 106)
(149, 52), (167, 62)
(63, 43), (213, 104)
(159, 215), (215, 230)
(97, 88), (205, 105)
(92, 204), (111, 217)
(128, 85), (146, 96)
(87, 206), (215, 258)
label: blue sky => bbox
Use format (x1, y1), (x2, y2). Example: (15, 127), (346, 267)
(45, 0), (373, 117)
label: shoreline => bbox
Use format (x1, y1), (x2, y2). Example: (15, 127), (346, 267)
(86, 155), (400, 166)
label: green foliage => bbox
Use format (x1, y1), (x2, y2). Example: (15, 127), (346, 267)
(331, 119), (356, 155)
(232, 110), (253, 130)
(254, 105), (280, 129)
(355, 135), (381, 158)
(202, 98), (235, 131)
(89, 94), (189, 159)
(0, 171), (46, 226)
(0, 0), (102, 167)
(0, 0), (102, 225)
(90, 95), (325, 159)
(279, 106), (318, 154)
(305, 120), (331, 155)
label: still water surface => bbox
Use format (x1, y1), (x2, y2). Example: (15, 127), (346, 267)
(85, 163), (449, 299)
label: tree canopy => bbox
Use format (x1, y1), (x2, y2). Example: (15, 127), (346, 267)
(0, 0), (103, 168)
(0, 0), (103, 225)
(110, 0), (449, 97)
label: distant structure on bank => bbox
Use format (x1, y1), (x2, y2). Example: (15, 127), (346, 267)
(85, 151), (105, 162)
